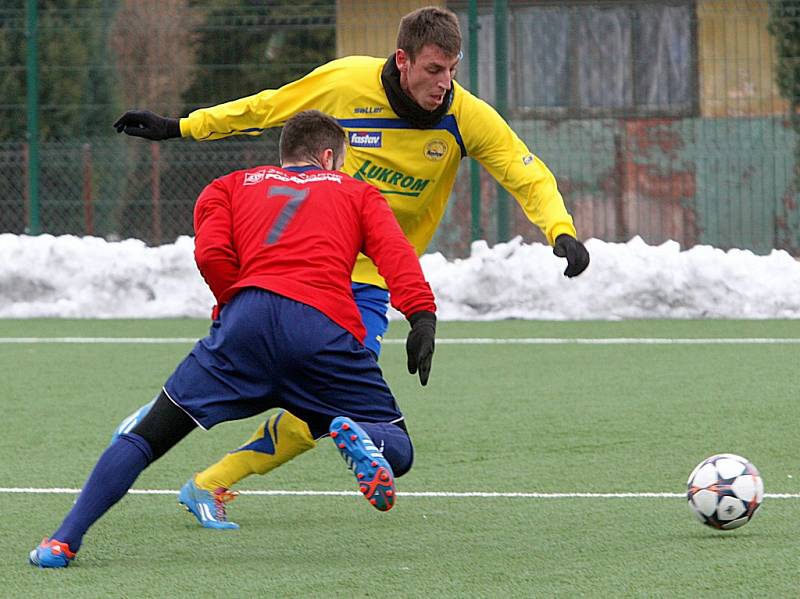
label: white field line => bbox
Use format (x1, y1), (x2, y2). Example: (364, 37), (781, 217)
(1, 487), (799, 499)
(2, 337), (800, 345)
(4, 337), (796, 497)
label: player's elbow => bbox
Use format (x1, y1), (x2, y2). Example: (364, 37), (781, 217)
(194, 248), (239, 295)
(195, 245), (236, 271)
(193, 247), (214, 273)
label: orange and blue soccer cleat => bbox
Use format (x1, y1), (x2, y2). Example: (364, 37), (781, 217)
(330, 416), (396, 511)
(178, 477), (240, 530)
(29, 538), (76, 568)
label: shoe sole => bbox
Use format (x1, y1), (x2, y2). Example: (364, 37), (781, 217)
(330, 417), (396, 511)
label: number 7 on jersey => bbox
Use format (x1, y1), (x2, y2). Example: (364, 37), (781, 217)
(264, 186), (310, 244)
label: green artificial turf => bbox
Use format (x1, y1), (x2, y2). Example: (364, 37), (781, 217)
(1, 319), (798, 597)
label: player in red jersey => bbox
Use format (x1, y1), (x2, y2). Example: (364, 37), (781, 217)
(30, 110), (436, 568)
(111, 7), (590, 531)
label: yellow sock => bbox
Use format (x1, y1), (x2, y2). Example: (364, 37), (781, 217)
(194, 410), (316, 491)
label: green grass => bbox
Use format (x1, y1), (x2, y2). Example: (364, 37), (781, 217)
(1, 319), (799, 597)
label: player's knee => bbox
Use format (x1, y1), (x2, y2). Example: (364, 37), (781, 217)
(386, 427), (414, 478)
(357, 420), (414, 477)
(392, 447), (414, 478)
(117, 432), (154, 465)
(129, 390), (196, 461)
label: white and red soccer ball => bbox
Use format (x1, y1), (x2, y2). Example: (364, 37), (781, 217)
(686, 453), (764, 530)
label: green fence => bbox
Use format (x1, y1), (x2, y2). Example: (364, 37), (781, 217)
(2, 1), (799, 256)
(0, 133), (282, 242)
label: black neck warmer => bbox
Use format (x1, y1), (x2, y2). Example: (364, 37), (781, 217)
(381, 53), (453, 129)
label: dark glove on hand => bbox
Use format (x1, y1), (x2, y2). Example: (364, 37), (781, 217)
(553, 234), (590, 277)
(113, 110), (181, 140)
(406, 310), (436, 386)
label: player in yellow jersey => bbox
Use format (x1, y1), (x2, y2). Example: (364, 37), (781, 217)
(112, 6), (589, 528)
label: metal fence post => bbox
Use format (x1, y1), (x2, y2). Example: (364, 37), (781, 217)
(494, 0), (509, 243)
(82, 143), (94, 236)
(469, 0), (482, 243)
(151, 142), (162, 245)
(25, 0), (40, 235)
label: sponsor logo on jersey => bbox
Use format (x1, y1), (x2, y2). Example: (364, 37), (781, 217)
(243, 170), (266, 185)
(264, 171), (342, 184)
(349, 131), (382, 148)
(354, 159), (431, 196)
(424, 139), (448, 161)
(522, 153), (534, 166)
(354, 106), (384, 114)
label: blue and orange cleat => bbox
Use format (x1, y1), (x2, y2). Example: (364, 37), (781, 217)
(330, 416), (396, 511)
(178, 477), (240, 530)
(29, 538), (75, 568)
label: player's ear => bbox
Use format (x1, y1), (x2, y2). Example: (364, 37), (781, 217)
(320, 148), (335, 171)
(396, 49), (410, 73)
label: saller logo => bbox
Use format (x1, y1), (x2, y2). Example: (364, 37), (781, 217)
(354, 159), (431, 196)
(354, 107), (383, 114)
(349, 131), (382, 148)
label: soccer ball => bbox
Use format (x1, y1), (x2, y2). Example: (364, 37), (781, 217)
(686, 453), (764, 530)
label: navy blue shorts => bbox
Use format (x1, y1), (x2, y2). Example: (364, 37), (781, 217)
(352, 282), (389, 358)
(163, 288), (403, 438)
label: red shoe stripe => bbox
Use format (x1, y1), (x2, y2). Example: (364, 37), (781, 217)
(42, 538), (76, 559)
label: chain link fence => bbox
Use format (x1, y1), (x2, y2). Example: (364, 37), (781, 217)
(1, 1), (799, 256)
(0, 134), (280, 243)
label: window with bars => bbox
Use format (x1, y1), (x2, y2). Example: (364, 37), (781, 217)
(457, 1), (698, 118)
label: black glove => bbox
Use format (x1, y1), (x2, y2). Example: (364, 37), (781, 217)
(406, 311), (436, 386)
(553, 234), (590, 277)
(113, 110), (181, 140)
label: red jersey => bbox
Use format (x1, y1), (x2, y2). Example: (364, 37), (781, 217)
(193, 165), (436, 342)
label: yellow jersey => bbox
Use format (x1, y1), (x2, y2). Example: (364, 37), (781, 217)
(181, 55), (577, 288)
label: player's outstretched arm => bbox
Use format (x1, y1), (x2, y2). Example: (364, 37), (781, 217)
(552, 234), (590, 278)
(113, 110), (181, 140)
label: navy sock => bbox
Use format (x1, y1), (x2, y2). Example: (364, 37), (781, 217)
(51, 433), (153, 552)
(357, 422), (414, 477)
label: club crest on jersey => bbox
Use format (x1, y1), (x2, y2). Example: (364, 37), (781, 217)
(424, 139), (448, 161)
(243, 170), (266, 185)
(522, 154), (534, 166)
(349, 131), (382, 148)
